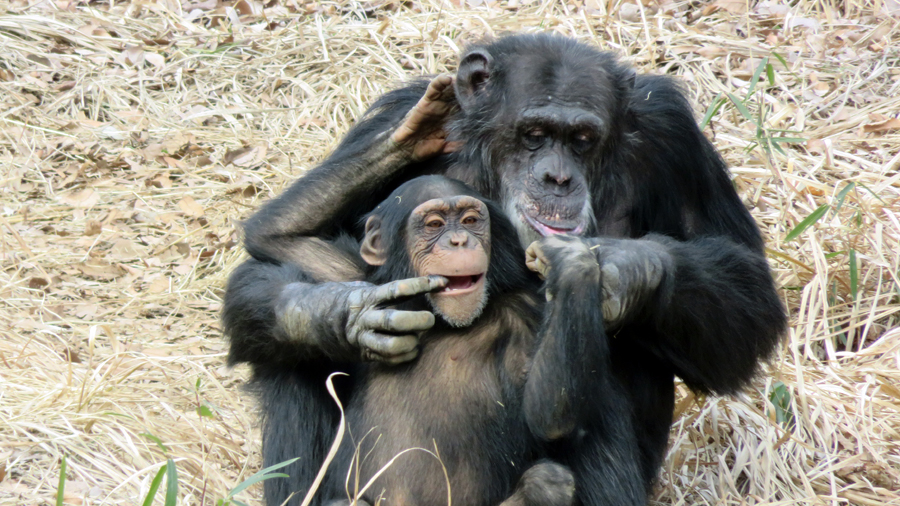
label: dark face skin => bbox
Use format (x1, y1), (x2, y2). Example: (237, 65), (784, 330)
(500, 64), (617, 245)
(406, 196), (491, 327)
(454, 43), (628, 248)
(508, 105), (598, 237)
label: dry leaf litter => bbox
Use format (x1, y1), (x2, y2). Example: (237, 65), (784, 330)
(0, 0), (898, 504)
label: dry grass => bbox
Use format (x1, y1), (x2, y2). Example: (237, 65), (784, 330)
(0, 0), (898, 504)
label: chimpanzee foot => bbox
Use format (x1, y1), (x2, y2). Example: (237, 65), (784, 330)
(500, 461), (576, 506)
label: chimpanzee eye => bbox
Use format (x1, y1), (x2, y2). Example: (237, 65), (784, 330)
(461, 215), (479, 226)
(425, 218), (445, 230)
(522, 128), (547, 150)
(571, 130), (595, 153)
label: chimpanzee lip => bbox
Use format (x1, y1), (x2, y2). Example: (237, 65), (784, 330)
(434, 273), (485, 295)
(520, 209), (586, 237)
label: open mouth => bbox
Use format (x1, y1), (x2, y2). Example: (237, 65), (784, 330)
(520, 210), (586, 237)
(438, 273), (485, 295)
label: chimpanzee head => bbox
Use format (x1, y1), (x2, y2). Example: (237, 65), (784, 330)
(451, 34), (636, 247)
(360, 175), (531, 327)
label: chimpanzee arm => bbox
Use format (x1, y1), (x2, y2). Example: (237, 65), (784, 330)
(242, 75), (457, 272)
(224, 76), (457, 371)
(523, 237), (646, 506)
(529, 232), (783, 396)
(223, 258), (447, 366)
(604, 74), (787, 395)
(629, 234), (785, 394)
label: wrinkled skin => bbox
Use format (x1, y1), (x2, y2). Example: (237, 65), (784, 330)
(276, 276), (447, 364)
(526, 235), (672, 326)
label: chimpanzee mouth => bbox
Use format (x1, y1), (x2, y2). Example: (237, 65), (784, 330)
(520, 211), (586, 237)
(438, 273), (485, 294)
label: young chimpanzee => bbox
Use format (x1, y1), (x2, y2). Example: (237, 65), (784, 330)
(319, 175), (644, 506)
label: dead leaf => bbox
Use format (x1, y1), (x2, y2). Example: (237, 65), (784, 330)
(146, 173), (173, 189)
(861, 116), (900, 134)
(144, 52), (165, 68)
(61, 347), (82, 363)
(786, 16), (821, 31)
(147, 276), (170, 294)
(235, 0), (262, 15)
(122, 45), (144, 66)
(85, 220), (102, 236)
(29, 277), (50, 289)
(178, 196), (205, 217)
(618, 2), (641, 22)
(110, 239), (149, 260)
(76, 261), (125, 280)
(224, 145), (267, 167)
(59, 189), (100, 208)
(697, 46), (728, 58)
(713, 0), (747, 14)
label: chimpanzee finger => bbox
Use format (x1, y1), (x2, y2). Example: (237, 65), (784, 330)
(375, 349), (421, 366)
(359, 331), (419, 357)
(423, 74), (455, 102)
(360, 309), (436, 333)
(371, 276), (448, 304)
(525, 241), (550, 279)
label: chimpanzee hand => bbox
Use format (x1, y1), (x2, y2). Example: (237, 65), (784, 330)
(526, 236), (672, 327)
(526, 235), (601, 301)
(391, 74), (461, 161)
(345, 275), (448, 364)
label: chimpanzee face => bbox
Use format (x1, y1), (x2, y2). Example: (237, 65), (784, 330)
(454, 36), (632, 247)
(406, 196), (491, 327)
(360, 182), (495, 328)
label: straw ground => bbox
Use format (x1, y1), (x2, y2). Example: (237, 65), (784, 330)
(1, 0), (898, 504)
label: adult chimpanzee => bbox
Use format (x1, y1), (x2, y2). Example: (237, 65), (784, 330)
(223, 33), (786, 506)
(318, 175), (639, 506)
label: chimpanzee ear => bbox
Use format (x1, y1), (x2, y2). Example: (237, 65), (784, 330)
(360, 216), (387, 266)
(455, 48), (493, 111)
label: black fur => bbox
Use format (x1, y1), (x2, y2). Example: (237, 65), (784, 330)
(222, 33), (786, 505)
(315, 177), (631, 506)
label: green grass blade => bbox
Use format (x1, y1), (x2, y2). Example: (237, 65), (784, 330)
(833, 182), (855, 215)
(766, 62), (775, 86)
(746, 56), (769, 100)
(849, 249), (858, 301)
(56, 455), (67, 506)
(165, 459), (178, 506)
(769, 381), (795, 427)
(784, 204), (829, 242)
(727, 93), (754, 122)
(227, 458), (299, 498)
(141, 466), (168, 506)
(770, 136), (806, 143)
(141, 433), (169, 452)
(699, 93), (725, 130)
(857, 182), (887, 204)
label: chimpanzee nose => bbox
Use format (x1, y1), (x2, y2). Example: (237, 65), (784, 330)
(534, 154), (573, 193)
(449, 232), (469, 247)
(543, 171), (571, 187)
